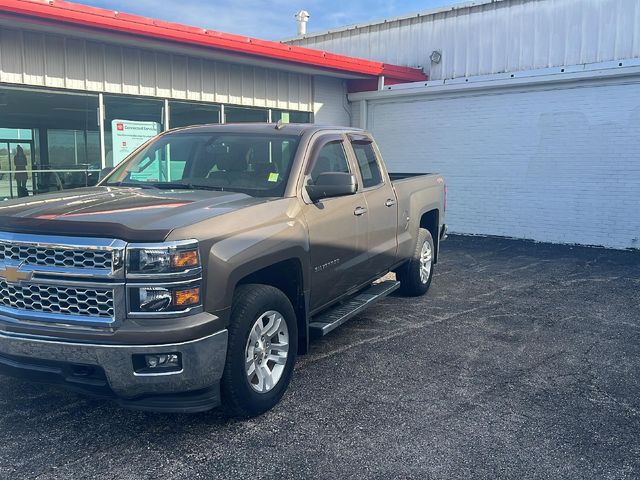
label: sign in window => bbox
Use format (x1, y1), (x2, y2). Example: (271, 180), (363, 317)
(111, 119), (160, 167)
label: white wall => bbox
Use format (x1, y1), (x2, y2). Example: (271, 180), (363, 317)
(362, 75), (640, 249)
(313, 76), (351, 126)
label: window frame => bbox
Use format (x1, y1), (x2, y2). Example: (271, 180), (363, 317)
(346, 133), (386, 191)
(301, 133), (359, 204)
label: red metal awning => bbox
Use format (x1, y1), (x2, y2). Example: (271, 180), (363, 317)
(0, 0), (427, 84)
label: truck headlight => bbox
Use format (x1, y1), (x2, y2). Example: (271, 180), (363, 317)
(131, 285), (201, 313)
(126, 240), (201, 275)
(125, 240), (203, 316)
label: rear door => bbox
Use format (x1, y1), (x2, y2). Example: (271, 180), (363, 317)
(300, 135), (369, 312)
(347, 134), (398, 279)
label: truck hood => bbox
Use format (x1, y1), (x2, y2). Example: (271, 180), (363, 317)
(0, 187), (270, 242)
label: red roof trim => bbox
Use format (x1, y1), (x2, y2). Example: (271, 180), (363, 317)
(0, 0), (426, 83)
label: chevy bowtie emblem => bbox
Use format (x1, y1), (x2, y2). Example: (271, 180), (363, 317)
(0, 265), (33, 284)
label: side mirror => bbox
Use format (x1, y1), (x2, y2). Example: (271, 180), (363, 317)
(98, 167), (114, 181)
(306, 172), (357, 202)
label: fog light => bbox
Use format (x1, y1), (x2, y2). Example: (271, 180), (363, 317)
(133, 353), (182, 374)
(146, 353), (180, 368)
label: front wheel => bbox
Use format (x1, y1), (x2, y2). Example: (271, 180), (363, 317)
(221, 284), (298, 417)
(396, 228), (435, 297)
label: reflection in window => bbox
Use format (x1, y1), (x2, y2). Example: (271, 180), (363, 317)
(310, 141), (350, 183)
(352, 142), (383, 188)
(0, 128), (33, 140)
(108, 132), (300, 197)
(48, 130), (100, 169)
(170, 101), (221, 129)
(272, 110), (312, 124)
(225, 107), (269, 123)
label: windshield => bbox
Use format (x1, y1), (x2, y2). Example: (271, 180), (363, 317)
(103, 132), (301, 197)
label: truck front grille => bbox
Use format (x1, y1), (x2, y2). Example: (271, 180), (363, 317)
(0, 232), (125, 328)
(0, 280), (115, 319)
(0, 243), (114, 270)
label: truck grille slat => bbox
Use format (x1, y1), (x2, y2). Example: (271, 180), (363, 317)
(0, 244), (113, 270)
(0, 280), (115, 319)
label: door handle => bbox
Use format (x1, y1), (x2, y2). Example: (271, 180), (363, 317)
(385, 198), (397, 207)
(354, 206), (367, 216)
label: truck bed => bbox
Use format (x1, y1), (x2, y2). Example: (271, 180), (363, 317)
(390, 171), (446, 263)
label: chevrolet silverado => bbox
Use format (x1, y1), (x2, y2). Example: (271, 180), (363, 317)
(0, 123), (446, 416)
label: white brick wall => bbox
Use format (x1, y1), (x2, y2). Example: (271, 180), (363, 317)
(366, 77), (640, 249)
(313, 76), (351, 126)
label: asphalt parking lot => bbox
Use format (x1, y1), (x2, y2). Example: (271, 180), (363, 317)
(0, 235), (638, 479)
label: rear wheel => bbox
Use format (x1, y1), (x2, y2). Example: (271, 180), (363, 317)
(221, 284), (298, 417)
(396, 228), (435, 296)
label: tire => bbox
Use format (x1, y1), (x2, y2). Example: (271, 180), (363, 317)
(221, 284), (298, 417)
(396, 228), (435, 297)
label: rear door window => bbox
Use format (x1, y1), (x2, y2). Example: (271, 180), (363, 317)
(352, 141), (383, 188)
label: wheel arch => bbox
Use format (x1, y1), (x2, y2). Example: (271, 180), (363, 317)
(227, 254), (310, 355)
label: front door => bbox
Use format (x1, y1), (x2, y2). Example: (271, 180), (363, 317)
(301, 135), (369, 312)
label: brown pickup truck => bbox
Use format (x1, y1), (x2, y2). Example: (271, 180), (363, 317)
(0, 124), (446, 416)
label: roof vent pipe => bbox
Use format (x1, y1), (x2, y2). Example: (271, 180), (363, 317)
(295, 10), (310, 36)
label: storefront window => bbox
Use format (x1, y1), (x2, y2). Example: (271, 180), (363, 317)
(169, 101), (221, 129)
(0, 88), (100, 199)
(104, 96), (164, 168)
(272, 110), (312, 124)
(0, 86), (314, 201)
(47, 130), (101, 191)
(225, 106), (269, 123)
(0, 128), (33, 140)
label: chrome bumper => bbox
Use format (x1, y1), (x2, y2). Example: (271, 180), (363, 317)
(0, 327), (228, 399)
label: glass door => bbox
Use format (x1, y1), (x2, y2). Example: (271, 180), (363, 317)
(0, 143), (9, 200)
(0, 141), (34, 199)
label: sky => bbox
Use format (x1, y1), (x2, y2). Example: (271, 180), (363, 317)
(77, 0), (457, 40)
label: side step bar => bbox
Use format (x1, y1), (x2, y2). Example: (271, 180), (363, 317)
(309, 280), (400, 338)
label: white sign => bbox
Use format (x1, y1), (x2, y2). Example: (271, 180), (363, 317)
(111, 119), (160, 166)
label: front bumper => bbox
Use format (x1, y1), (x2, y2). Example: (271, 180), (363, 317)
(0, 326), (228, 413)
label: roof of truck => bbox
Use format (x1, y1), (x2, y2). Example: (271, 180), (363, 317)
(169, 123), (364, 136)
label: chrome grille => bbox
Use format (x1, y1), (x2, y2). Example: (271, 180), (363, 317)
(0, 243), (113, 270)
(0, 280), (114, 319)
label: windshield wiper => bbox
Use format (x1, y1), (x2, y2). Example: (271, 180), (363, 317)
(106, 181), (232, 193)
(152, 183), (227, 192)
(106, 182), (159, 189)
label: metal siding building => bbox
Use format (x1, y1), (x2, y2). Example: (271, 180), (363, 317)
(287, 0), (640, 249)
(1, 26), (314, 110)
(287, 0), (640, 82)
